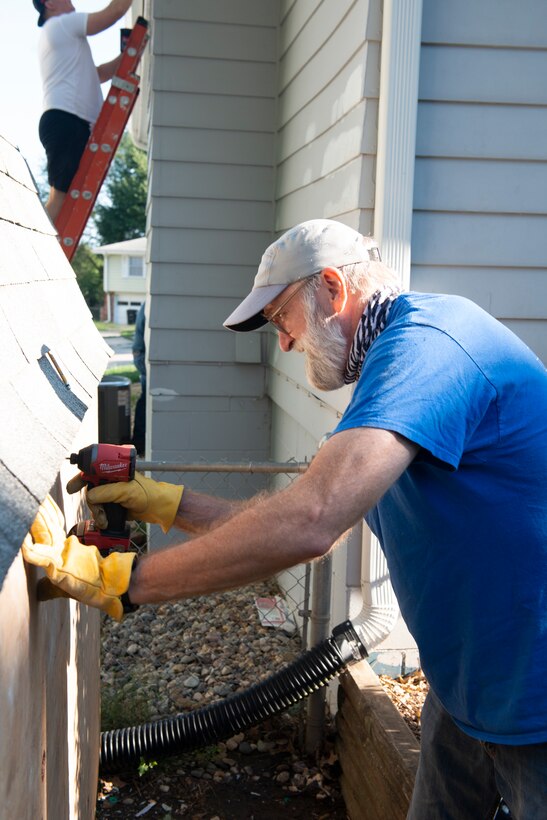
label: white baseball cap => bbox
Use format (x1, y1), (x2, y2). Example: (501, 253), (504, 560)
(223, 219), (381, 332)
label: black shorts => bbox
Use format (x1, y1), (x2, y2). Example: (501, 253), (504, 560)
(39, 109), (91, 192)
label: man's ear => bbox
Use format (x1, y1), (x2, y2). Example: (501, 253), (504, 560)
(320, 267), (347, 313)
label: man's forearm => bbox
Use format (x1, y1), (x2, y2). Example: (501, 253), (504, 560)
(173, 488), (261, 535)
(127, 486), (328, 604)
(97, 54), (122, 83)
(126, 428), (418, 606)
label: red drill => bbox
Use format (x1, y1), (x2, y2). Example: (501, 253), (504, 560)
(69, 443), (136, 554)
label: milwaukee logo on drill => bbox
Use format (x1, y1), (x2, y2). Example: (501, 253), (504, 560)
(99, 462), (126, 473)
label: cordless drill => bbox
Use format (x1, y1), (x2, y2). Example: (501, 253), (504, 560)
(69, 443), (136, 554)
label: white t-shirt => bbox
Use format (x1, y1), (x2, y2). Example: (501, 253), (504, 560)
(38, 12), (103, 125)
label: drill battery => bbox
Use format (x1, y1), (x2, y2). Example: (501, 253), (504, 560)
(69, 519), (131, 554)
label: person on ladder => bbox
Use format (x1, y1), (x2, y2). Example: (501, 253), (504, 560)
(33, 0), (134, 221)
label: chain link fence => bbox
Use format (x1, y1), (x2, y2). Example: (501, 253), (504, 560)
(128, 459), (311, 643)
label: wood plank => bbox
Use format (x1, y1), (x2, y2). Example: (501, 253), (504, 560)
(150, 161), (274, 201)
(148, 197), (272, 232)
(155, 0), (279, 27)
(340, 664), (420, 767)
(421, 0), (547, 47)
(149, 294), (241, 331)
(149, 362), (266, 397)
(149, 328), (262, 364)
(149, 394), (269, 414)
(151, 407), (270, 451)
(414, 158), (547, 215)
(153, 56), (276, 96)
(416, 102), (547, 161)
(148, 227), (271, 266)
(152, 92), (276, 131)
(411, 212), (547, 268)
(336, 662), (420, 820)
(410, 266), (547, 320)
(337, 717), (412, 820)
(150, 127), (275, 166)
(155, 20), (277, 61)
(420, 45), (547, 105)
(149, 263), (259, 297)
(149, 328), (235, 362)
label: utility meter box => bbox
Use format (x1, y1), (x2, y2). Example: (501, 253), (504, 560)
(98, 374), (131, 444)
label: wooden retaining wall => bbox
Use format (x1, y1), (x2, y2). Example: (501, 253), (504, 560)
(336, 660), (420, 819)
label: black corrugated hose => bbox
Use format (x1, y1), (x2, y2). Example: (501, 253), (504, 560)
(100, 620), (367, 772)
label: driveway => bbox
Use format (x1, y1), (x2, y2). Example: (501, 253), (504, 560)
(101, 331), (134, 371)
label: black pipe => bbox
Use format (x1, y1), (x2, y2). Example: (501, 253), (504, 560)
(100, 620), (367, 772)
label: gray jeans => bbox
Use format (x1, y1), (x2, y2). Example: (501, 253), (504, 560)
(407, 689), (547, 820)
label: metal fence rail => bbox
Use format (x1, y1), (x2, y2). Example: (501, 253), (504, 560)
(129, 459), (311, 645)
(138, 460), (309, 474)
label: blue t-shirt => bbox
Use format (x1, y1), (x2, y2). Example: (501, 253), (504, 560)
(333, 292), (547, 744)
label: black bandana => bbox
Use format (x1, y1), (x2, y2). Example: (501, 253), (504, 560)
(343, 288), (400, 384)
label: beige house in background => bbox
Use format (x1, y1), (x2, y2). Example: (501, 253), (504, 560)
(94, 236), (146, 325)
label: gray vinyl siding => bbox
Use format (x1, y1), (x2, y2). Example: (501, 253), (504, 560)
(275, 0), (381, 236)
(268, 0), (382, 457)
(147, 0), (278, 470)
(412, 0), (547, 362)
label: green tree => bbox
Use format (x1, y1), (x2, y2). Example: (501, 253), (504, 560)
(71, 242), (104, 310)
(93, 132), (147, 244)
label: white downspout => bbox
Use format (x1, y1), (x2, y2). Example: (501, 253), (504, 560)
(349, 0), (423, 651)
(347, 523), (400, 651)
(373, 0), (423, 287)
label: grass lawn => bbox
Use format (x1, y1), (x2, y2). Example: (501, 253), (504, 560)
(94, 320), (135, 340)
(105, 364), (140, 383)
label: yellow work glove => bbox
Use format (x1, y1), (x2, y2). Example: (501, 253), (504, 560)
(21, 494), (136, 621)
(66, 471), (183, 533)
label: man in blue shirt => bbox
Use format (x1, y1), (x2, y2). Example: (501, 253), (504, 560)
(24, 219), (547, 817)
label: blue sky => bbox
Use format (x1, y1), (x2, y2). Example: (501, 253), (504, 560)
(2, 2), (122, 181)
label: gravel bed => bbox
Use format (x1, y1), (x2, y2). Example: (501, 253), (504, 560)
(98, 581), (348, 817)
(101, 581), (306, 723)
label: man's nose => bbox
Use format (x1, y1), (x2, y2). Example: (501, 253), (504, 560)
(278, 330), (294, 352)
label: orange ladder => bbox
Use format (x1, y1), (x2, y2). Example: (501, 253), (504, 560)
(55, 16), (149, 261)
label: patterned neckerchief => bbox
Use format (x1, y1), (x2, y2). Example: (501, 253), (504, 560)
(343, 288), (401, 384)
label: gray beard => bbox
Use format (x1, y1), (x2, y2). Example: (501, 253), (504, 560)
(298, 301), (348, 391)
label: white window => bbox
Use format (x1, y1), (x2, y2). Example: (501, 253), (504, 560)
(126, 256), (144, 278)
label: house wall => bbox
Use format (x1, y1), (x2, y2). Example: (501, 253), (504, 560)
(269, 0), (390, 654)
(412, 0), (547, 362)
(145, 0), (279, 498)
(0, 135), (110, 818)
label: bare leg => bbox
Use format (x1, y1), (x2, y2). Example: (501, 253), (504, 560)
(45, 187), (66, 223)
